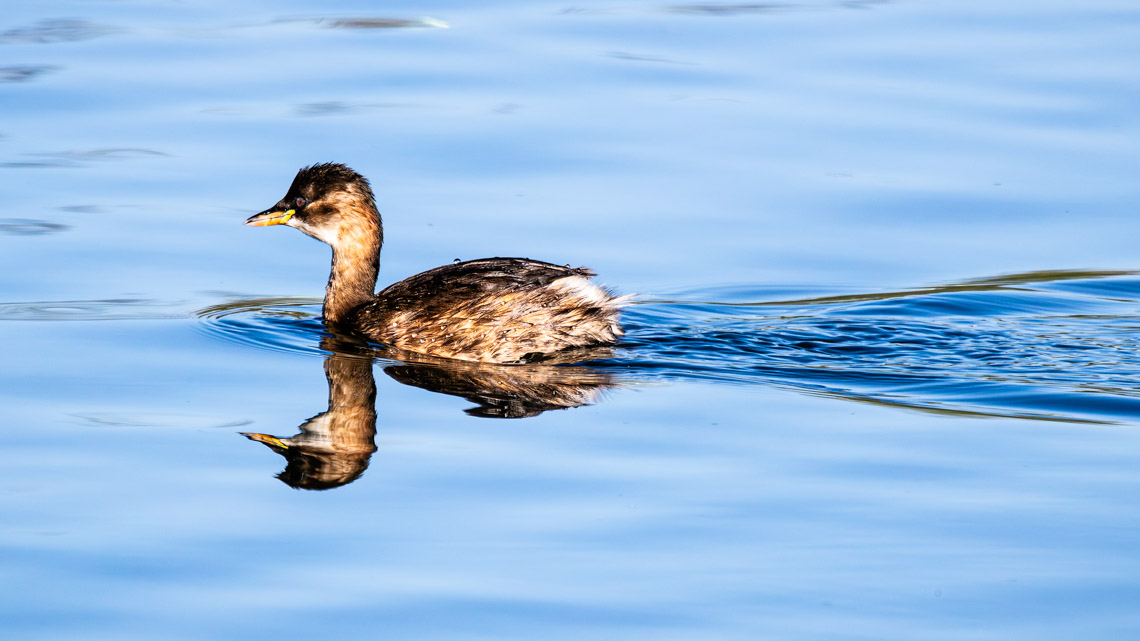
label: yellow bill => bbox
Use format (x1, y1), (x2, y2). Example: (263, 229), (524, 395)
(244, 209), (295, 227)
(240, 432), (290, 450)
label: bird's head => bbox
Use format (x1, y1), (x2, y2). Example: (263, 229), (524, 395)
(245, 162), (380, 248)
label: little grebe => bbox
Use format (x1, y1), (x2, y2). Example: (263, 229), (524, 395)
(245, 163), (625, 363)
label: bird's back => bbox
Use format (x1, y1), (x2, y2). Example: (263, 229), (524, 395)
(345, 257), (625, 362)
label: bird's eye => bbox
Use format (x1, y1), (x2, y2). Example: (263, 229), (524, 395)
(294, 196), (307, 209)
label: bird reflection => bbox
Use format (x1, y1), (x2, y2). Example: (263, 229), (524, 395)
(384, 344), (616, 419)
(242, 349), (378, 490)
(242, 337), (617, 489)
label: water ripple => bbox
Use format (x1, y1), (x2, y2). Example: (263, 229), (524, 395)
(613, 270), (1140, 422)
(0, 219), (68, 236)
(0, 65), (59, 83)
(194, 296), (327, 357)
(0, 298), (180, 321)
(0, 19), (119, 44)
(64, 269), (1140, 424)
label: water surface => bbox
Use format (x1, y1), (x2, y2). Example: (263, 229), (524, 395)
(3, 1), (1140, 639)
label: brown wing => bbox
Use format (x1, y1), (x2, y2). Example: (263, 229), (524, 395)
(371, 257), (593, 319)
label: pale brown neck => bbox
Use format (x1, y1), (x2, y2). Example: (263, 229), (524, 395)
(323, 225), (381, 323)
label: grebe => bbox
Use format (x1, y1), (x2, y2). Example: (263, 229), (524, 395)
(245, 163), (625, 363)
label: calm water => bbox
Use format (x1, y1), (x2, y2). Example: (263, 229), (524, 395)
(3, 1), (1140, 639)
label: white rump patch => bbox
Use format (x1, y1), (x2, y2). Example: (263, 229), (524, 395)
(551, 275), (617, 306)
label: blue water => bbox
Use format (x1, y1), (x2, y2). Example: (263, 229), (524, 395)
(194, 269), (1140, 423)
(3, 1), (1140, 639)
